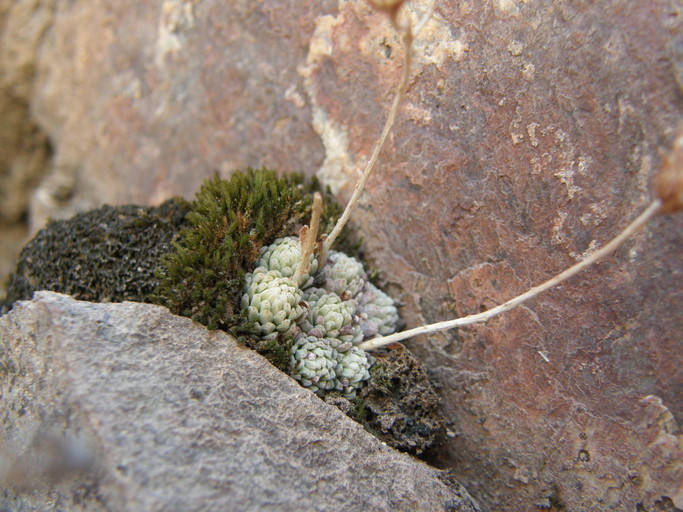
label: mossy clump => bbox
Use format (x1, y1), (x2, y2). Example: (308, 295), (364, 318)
(324, 345), (446, 455)
(151, 168), (344, 333)
(1, 199), (190, 314)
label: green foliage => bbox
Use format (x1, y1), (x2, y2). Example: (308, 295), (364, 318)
(368, 362), (395, 395)
(152, 168), (343, 333)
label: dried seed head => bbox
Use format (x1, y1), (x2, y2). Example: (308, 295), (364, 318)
(655, 130), (683, 214)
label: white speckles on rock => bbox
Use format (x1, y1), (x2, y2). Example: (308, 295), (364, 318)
(156, 0), (196, 68)
(508, 40), (524, 56)
(300, 11), (355, 196)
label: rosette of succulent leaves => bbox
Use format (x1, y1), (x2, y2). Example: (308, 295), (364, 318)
(242, 233), (398, 397)
(156, 0), (682, 399)
(155, 168), (398, 398)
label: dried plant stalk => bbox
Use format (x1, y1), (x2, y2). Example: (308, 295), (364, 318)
(358, 199), (663, 351)
(655, 128), (683, 214)
(323, 1), (435, 253)
(294, 192), (323, 287)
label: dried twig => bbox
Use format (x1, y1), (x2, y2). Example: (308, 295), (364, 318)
(358, 199), (663, 351)
(322, 1), (434, 254)
(294, 192), (323, 286)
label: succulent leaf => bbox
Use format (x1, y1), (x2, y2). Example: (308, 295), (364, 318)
(300, 288), (363, 347)
(290, 335), (339, 392)
(257, 236), (319, 289)
(357, 282), (399, 337)
(241, 267), (304, 339)
(318, 251), (367, 298)
(334, 346), (373, 397)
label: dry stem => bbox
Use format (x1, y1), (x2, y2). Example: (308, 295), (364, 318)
(358, 199), (663, 351)
(294, 192), (323, 286)
(322, 2), (434, 254)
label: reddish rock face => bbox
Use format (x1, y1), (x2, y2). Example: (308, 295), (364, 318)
(8, 0), (682, 510)
(306, 2), (683, 510)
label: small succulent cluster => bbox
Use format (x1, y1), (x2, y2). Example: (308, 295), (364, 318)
(241, 237), (398, 397)
(153, 169), (343, 331)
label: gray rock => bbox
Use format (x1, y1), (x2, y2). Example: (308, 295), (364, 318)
(3, 1), (679, 509)
(0, 291), (481, 512)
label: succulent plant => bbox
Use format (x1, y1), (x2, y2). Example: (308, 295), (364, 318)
(357, 282), (399, 338)
(241, 267), (304, 339)
(300, 288), (363, 348)
(290, 335), (339, 392)
(318, 251), (367, 299)
(154, 169), (337, 331)
(334, 346), (373, 397)
(256, 236), (319, 289)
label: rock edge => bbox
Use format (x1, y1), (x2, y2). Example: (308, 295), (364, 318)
(0, 291), (480, 512)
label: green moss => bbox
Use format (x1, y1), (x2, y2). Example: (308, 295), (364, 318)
(367, 362), (395, 394)
(151, 168), (346, 334)
(247, 335), (297, 374)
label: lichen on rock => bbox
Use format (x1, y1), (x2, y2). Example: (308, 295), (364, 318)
(328, 345), (446, 455)
(1, 199), (190, 314)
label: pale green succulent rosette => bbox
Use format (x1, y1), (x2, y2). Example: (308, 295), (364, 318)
(319, 251), (367, 298)
(357, 282), (399, 338)
(334, 346), (373, 398)
(243, 244), (392, 398)
(300, 288), (363, 348)
(256, 236), (319, 289)
(290, 335), (339, 392)
(241, 267), (304, 339)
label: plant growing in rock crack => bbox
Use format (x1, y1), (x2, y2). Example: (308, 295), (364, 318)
(2, 0), (676, 459)
(153, 167), (443, 452)
(158, 0), (682, 403)
(156, 171), (400, 398)
(154, 0), (430, 399)
(227, 0), (435, 398)
(240, 193), (397, 398)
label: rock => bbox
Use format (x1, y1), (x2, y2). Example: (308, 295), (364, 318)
(311, 2), (683, 510)
(0, 0), (52, 224)
(1, 0), (681, 509)
(0, 223), (28, 299)
(0, 0), (54, 296)
(0, 291), (481, 512)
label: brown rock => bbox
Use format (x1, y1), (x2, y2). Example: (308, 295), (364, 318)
(337, 2), (683, 510)
(0, 0), (54, 294)
(304, 1), (683, 510)
(0, 0), (52, 224)
(2, 0), (681, 510)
